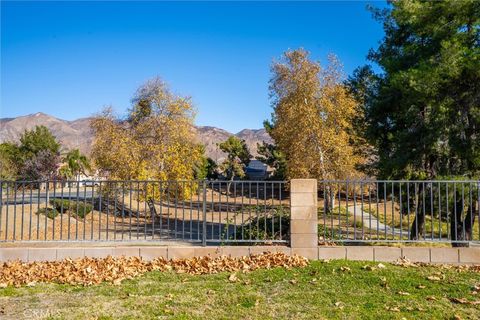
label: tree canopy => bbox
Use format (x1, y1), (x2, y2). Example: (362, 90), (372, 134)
(59, 149), (91, 180)
(217, 136), (251, 181)
(267, 49), (363, 181)
(91, 77), (202, 196)
(0, 126), (62, 181)
(19, 125), (60, 160)
(351, 0), (480, 179)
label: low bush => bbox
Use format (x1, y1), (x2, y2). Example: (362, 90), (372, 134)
(36, 207), (59, 219)
(351, 219), (364, 229)
(317, 224), (344, 243)
(70, 202), (93, 219)
(236, 206), (290, 242)
(50, 199), (70, 211)
(48, 199), (93, 218)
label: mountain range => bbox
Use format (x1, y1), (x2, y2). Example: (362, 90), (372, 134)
(0, 112), (272, 161)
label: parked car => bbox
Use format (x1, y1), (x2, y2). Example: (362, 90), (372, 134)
(81, 180), (100, 187)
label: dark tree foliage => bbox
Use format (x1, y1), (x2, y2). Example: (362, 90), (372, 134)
(0, 142), (22, 179)
(255, 141), (286, 180)
(350, 0), (480, 180)
(218, 136), (251, 181)
(20, 150), (61, 181)
(349, 0), (480, 245)
(255, 121), (287, 180)
(194, 156), (218, 180)
(19, 125), (60, 160)
(0, 126), (62, 181)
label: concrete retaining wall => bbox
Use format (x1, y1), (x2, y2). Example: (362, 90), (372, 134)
(1, 245), (479, 264)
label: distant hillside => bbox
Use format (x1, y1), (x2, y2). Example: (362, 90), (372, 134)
(0, 113), (273, 161)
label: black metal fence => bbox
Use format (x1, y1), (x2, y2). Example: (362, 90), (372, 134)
(0, 180), (289, 244)
(318, 180), (480, 245)
(1, 179), (479, 245)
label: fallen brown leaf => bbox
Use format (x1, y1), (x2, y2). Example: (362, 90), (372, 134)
(449, 297), (477, 305)
(228, 273), (238, 283)
(0, 252), (308, 287)
(427, 276), (441, 281)
(362, 265), (376, 271)
(386, 306), (400, 312)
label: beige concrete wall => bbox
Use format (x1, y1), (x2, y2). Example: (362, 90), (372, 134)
(1, 245), (479, 264)
(0, 245), (288, 262)
(290, 179), (318, 259)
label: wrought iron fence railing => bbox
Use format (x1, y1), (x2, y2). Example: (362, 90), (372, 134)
(318, 180), (480, 245)
(0, 180), (289, 244)
(1, 179), (478, 245)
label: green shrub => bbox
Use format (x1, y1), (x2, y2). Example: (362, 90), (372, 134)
(49, 199), (70, 211)
(70, 202), (93, 219)
(318, 224), (344, 242)
(236, 206), (290, 242)
(351, 219), (364, 229)
(48, 199), (93, 218)
(36, 207), (59, 219)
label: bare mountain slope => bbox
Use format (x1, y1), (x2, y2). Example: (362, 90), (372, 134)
(0, 112), (93, 155)
(0, 113), (272, 161)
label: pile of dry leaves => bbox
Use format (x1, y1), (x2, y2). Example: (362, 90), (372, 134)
(0, 253), (308, 287)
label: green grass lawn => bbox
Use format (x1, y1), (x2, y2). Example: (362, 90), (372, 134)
(1, 260), (479, 319)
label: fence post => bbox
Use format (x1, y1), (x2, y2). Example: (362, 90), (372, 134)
(202, 180), (207, 247)
(290, 179), (318, 259)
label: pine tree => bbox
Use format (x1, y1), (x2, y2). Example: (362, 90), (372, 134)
(350, 1), (480, 242)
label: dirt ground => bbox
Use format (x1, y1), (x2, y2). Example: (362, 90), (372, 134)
(0, 188), (288, 242)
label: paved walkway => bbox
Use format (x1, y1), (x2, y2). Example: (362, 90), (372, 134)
(348, 205), (406, 237)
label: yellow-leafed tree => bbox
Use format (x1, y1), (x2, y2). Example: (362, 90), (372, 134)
(268, 49), (363, 182)
(90, 77), (202, 199)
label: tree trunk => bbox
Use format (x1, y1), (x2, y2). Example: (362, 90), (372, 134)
(324, 185), (334, 214)
(463, 203), (476, 242)
(409, 211), (425, 240)
(451, 200), (475, 248)
(409, 184), (425, 240)
(451, 198), (466, 247)
(45, 183), (50, 207)
(227, 175), (234, 196)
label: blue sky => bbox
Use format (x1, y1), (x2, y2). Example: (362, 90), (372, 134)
(1, 1), (386, 133)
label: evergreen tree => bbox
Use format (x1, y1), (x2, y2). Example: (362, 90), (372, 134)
(255, 121), (287, 180)
(353, 0), (480, 179)
(19, 125), (60, 160)
(350, 0), (480, 243)
(218, 136), (251, 193)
